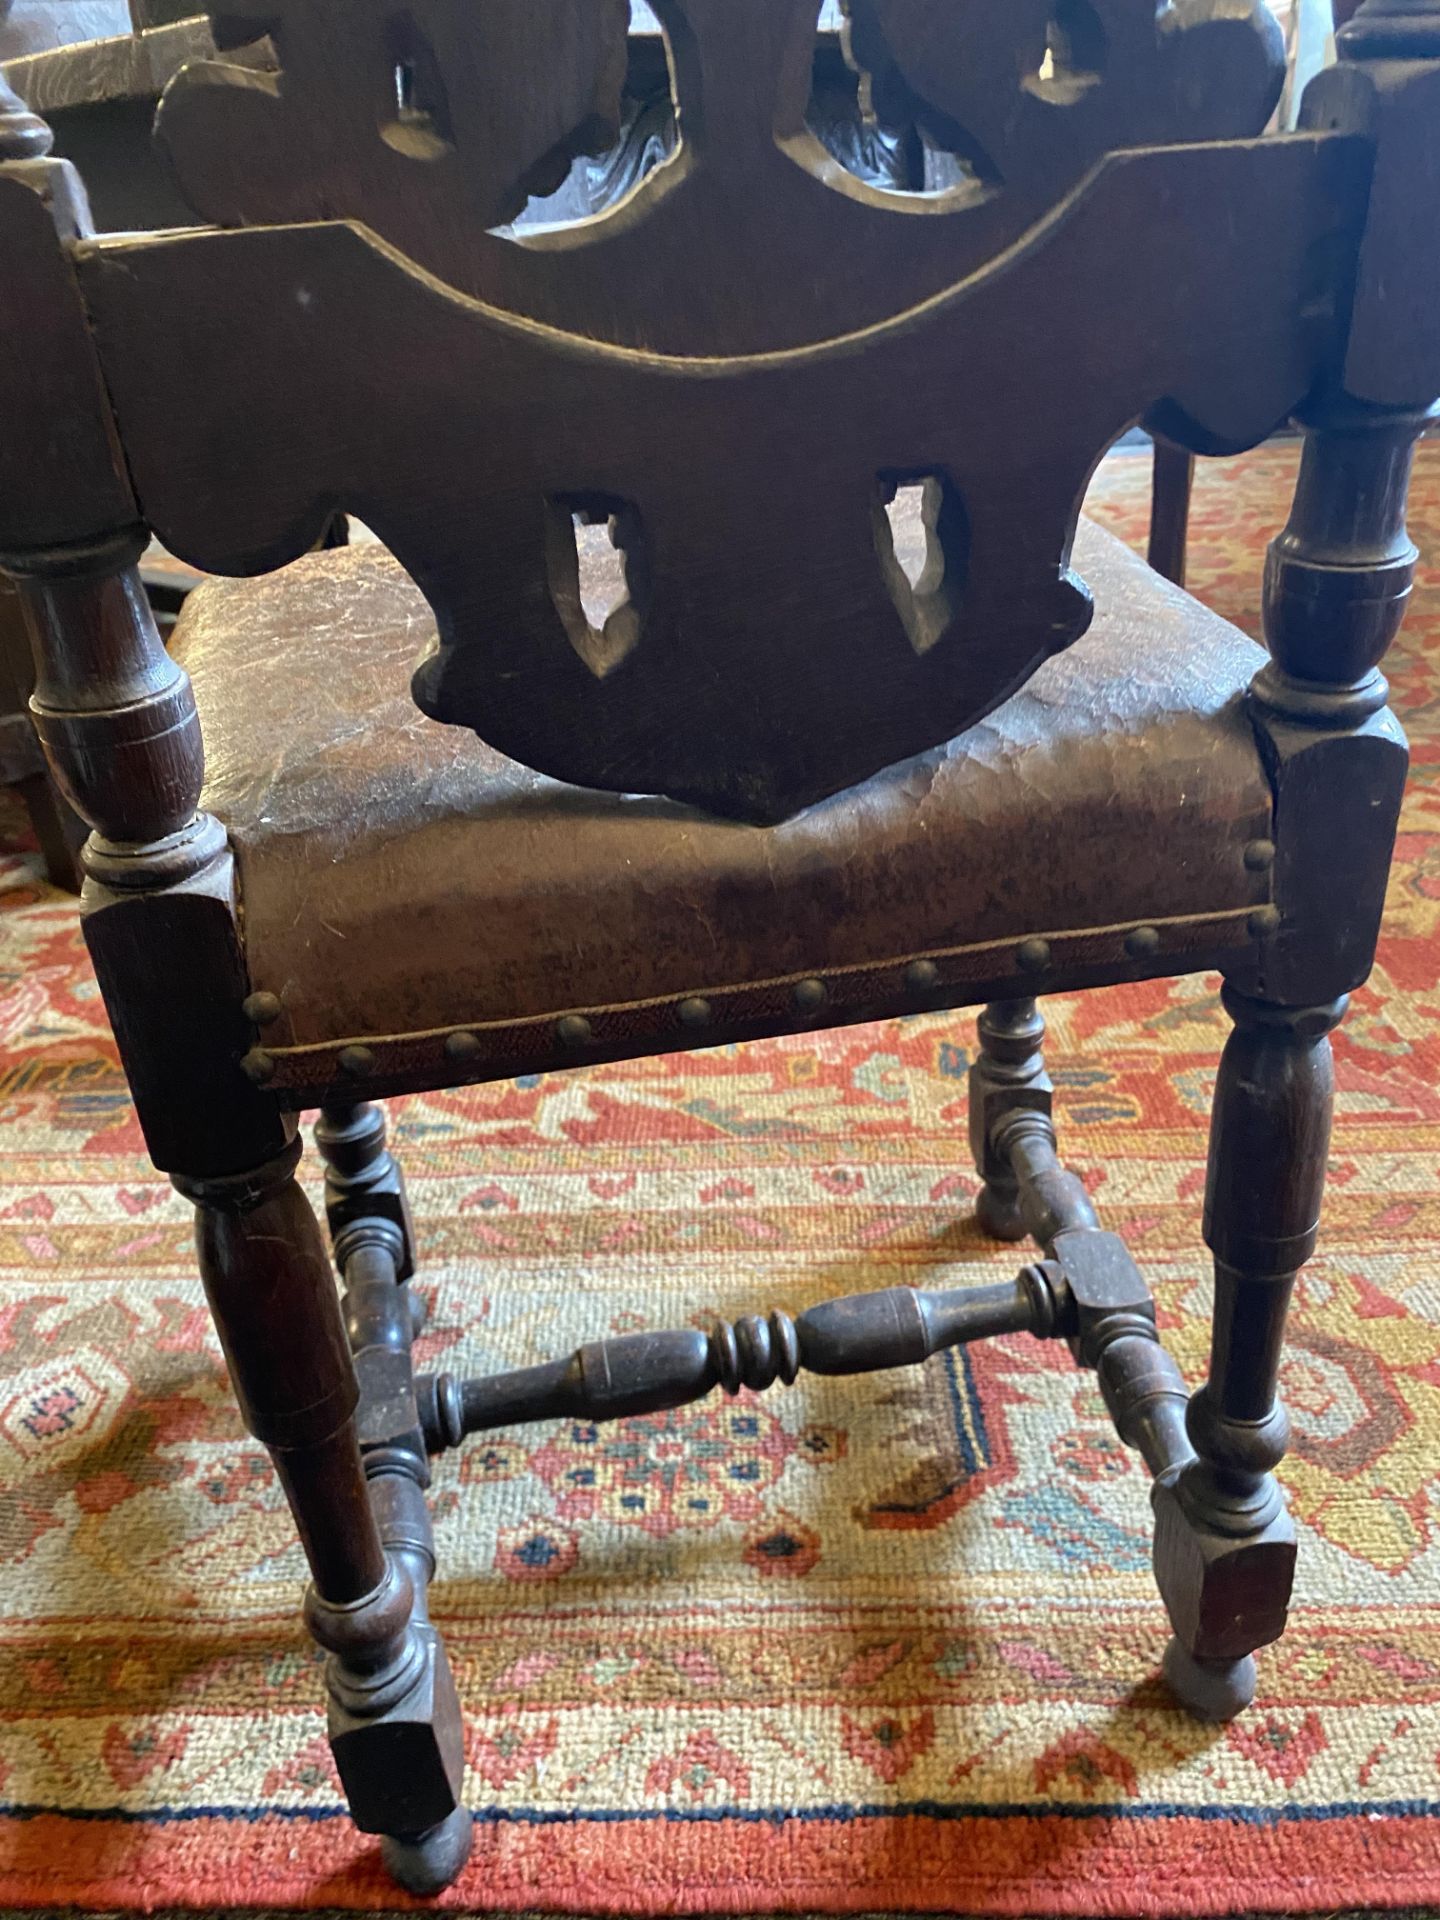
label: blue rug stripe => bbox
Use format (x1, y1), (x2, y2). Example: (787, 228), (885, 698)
(3, 1797), (1439, 1828)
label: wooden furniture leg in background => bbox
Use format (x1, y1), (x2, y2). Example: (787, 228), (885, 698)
(0, 575), (82, 888)
(313, 1099), (471, 1895)
(1149, 437), (1197, 588)
(969, 998), (1052, 1241)
(0, 70), (82, 891)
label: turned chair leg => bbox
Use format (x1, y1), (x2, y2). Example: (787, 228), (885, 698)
(1148, 436), (1196, 588)
(1153, 986), (1344, 1720)
(313, 1100), (470, 1894)
(174, 1135), (469, 1892)
(969, 999), (1051, 1240)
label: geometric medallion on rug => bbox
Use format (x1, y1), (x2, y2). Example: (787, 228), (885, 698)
(1, 445), (1438, 1911)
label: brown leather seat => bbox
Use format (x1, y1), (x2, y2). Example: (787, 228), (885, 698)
(171, 515), (1273, 1078)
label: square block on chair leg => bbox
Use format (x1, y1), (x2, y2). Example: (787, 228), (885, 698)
(328, 1624), (466, 1837)
(1151, 1471), (1296, 1665)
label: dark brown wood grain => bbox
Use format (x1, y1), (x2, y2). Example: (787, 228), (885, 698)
(1151, 990), (1342, 1720)
(80, 129), (1364, 820)
(0, 578), (82, 888)
(315, 1099), (417, 1282)
(0, 167), (131, 558)
(843, 0), (1283, 197)
(178, 1136), (466, 1889)
(181, 1139), (385, 1604)
(153, 0), (1283, 353)
(313, 1104), (468, 1893)
(159, 0), (631, 243)
(1148, 438), (1195, 587)
(968, 999), (1051, 1242)
(1319, 1), (1440, 408)
(1238, 396), (1423, 1008)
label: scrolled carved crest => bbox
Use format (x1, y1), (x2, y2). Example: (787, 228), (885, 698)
(157, 0), (1285, 353)
(87, 0), (1344, 824)
(844, 0), (1286, 194)
(162, 0), (631, 237)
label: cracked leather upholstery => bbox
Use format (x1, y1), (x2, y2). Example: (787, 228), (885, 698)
(170, 515), (1273, 1050)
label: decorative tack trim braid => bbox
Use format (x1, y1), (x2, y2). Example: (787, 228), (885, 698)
(244, 902), (1271, 1101)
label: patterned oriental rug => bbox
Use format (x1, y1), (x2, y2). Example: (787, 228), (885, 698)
(1, 445), (1439, 1913)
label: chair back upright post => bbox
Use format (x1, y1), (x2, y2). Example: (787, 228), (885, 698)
(0, 72), (287, 1177)
(1232, 0), (1440, 1019)
(1146, 0), (1440, 1715)
(0, 62), (46, 151)
(0, 74), (447, 1868)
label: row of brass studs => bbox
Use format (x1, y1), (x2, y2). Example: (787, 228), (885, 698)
(536, 975), (836, 1058)
(1243, 835), (1279, 941)
(1244, 837), (1279, 942)
(238, 860), (1279, 1087)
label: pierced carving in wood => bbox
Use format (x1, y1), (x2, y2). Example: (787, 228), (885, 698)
(159, 0), (632, 240)
(66, 0), (1366, 820)
(844, 0), (1286, 196)
(155, 0), (1286, 351)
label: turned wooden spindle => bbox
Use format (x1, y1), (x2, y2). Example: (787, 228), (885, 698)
(1157, 410), (1425, 1713)
(1157, 424), (1424, 1713)
(1256, 396), (1433, 725)
(1154, 992), (1343, 1720)
(316, 1102), (470, 1897)
(0, 76), (203, 872)
(15, 530), (205, 854)
(175, 1139), (460, 1886)
(994, 1110), (1192, 1480)
(315, 1099), (418, 1282)
(176, 1144), (390, 1604)
(417, 1272), (1066, 1451)
(969, 999), (1051, 1241)
(0, 67), (53, 162)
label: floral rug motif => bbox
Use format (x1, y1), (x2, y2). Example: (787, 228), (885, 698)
(1, 446), (1439, 1911)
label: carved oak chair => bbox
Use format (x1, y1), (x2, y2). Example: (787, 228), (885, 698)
(1, 0), (1436, 1894)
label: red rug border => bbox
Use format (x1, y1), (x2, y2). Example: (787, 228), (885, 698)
(2, 1809), (1438, 1914)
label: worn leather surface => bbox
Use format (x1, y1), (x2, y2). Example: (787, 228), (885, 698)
(171, 516), (1273, 1049)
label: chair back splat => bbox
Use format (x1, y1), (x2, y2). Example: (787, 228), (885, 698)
(0, 0), (1396, 823)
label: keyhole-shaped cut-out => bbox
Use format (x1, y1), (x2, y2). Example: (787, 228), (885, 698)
(383, 16), (453, 160)
(546, 495), (648, 679)
(875, 473), (969, 657)
(1030, 0), (1107, 100)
